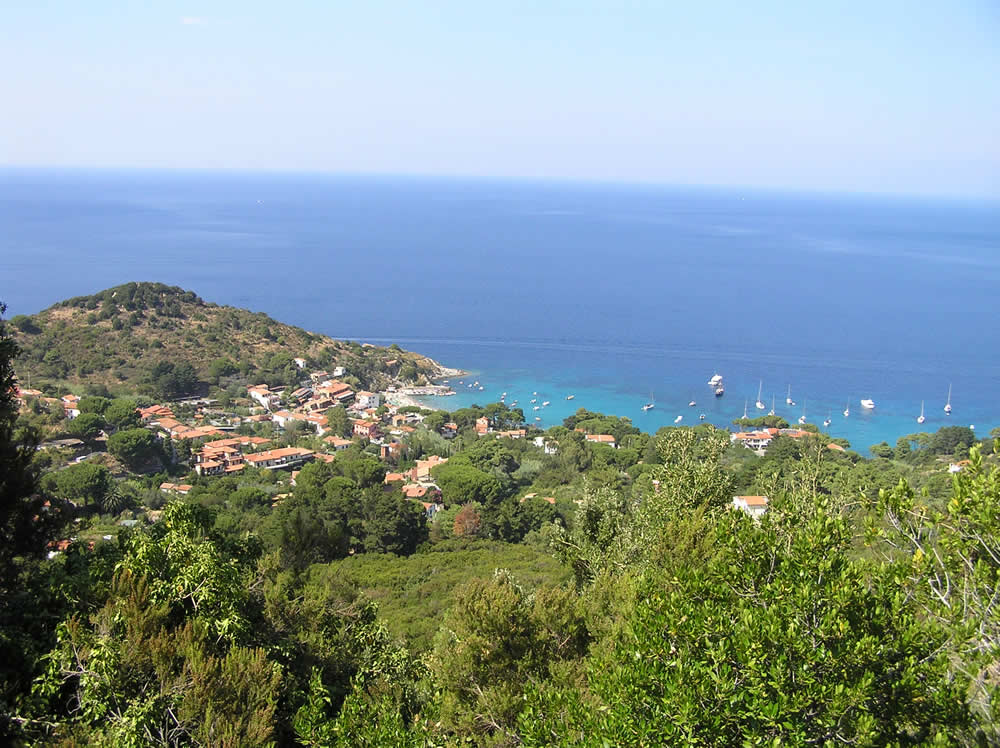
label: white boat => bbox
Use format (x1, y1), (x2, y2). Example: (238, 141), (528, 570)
(917, 400), (925, 425)
(535, 416), (541, 421)
(478, 386), (484, 391)
(533, 391), (538, 395)
(566, 395), (575, 400)
(642, 392), (655, 411)
(944, 384), (952, 415)
(714, 385), (725, 397)
(860, 398), (875, 409)
(688, 400), (696, 407)
(708, 373), (723, 387)
(798, 403), (807, 425)
(542, 401), (550, 407)
(533, 406), (540, 411)
(843, 399), (850, 418)
(674, 415), (683, 423)
(742, 400), (749, 420)
(699, 413), (706, 420)
(823, 411), (832, 428)
(473, 381), (479, 386)
(767, 395), (775, 417)
(786, 385), (795, 406)
(530, 399), (536, 404)
(755, 380), (765, 410)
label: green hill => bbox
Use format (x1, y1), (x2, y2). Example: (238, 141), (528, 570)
(8, 282), (450, 397)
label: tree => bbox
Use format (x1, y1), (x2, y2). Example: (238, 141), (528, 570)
(69, 411), (105, 440)
(325, 405), (351, 438)
(452, 503), (483, 537)
(107, 427), (158, 470)
(869, 441), (894, 459)
(42, 462), (111, 507)
(103, 398), (139, 430)
(77, 395), (111, 415)
(432, 463), (502, 508)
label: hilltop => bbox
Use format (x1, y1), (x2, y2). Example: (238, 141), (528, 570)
(8, 282), (452, 397)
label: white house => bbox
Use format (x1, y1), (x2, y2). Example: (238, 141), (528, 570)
(356, 391), (380, 409)
(333, 366), (346, 377)
(733, 495), (769, 518)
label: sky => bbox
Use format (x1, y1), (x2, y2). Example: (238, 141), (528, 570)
(1, 1), (998, 197)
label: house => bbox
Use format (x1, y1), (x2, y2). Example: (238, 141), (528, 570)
(420, 501), (443, 519)
(442, 422), (458, 439)
(352, 419), (380, 439)
(324, 436), (353, 451)
(333, 366), (346, 377)
(826, 442), (846, 452)
(384, 472), (407, 484)
(410, 455), (447, 482)
(293, 357), (307, 369)
(159, 482), (193, 495)
(356, 391), (381, 409)
(533, 436), (559, 455)
(730, 430), (775, 455)
(475, 417), (490, 436)
(519, 493), (556, 505)
(733, 495), (769, 518)
(139, 404), (174, 422)
(584, 434), (617, 448)
(243, 447), (315, 470)
(496, 429), (527, 440)
(380, 441), (403, 461)
(247, 385), (280, 410)
(402, 484), (429, 499)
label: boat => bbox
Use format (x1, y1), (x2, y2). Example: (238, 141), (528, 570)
(843, 399), (850, 418)
(533, 391), (538, 395)
(708, 373), (723, 387)
(533, 406), (540, 411)
(742, 400), (749, 421)
(767, 395), (775, 417)
(478, 386), (484, 391)
(917, 400), (925, 425)
(798, 403), (807, 425)
(944, 384), (952, 415)
(535, 416), (541, 421)
(714, 385), (725, 397)
(542, 401), (550, 407)
(473, 381), (479, 386)
(566, 395), (575, 401)
(786, 385), (795, 406)
(823, 411), (832, 428)
(755, 380), (765, 410)
(530, 399), (536, 404)
(688, 400), (696, 407)
(699, 413), (706, 420)
(674, 415), (683, 423)
(860, 398), (875, 409)
(642, 393), (655, 411)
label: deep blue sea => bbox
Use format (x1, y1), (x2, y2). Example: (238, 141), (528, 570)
(3, 168), (999, 450)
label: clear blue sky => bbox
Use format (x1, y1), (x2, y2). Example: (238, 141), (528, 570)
(2, 1), (998, 196)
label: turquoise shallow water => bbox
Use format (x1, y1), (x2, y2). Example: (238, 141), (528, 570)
(3, 169), (998, 451)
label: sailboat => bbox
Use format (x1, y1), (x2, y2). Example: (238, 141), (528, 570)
(843, 398), (850, 418)
(798, 402), (807, 425)
(786, 385), (795, 406)
(917, 400), (926, 425)
(755, 380), (765, 410)
(767, 395), (775, 417)
(642, 393), (655, 411)
(823, 411), (832, 428)
(944, 384), (952, 415)
(742, 400), (749, 421)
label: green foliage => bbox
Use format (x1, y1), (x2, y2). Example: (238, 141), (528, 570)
(432, 462), (503, 507)
(42, 462), (111, 507)
(68, 411), (105, 440)
(107, 427), (158, 469)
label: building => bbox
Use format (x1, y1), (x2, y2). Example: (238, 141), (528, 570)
(243, 447), (315, 470)
(733, 495), (769, 518)
(475, 417), (490, 436)
(730, 430), (775, 455)
(247, 385), (280, 410)
(159, 482), (193, 495)
(356, 391), (381, 409)
(324, 435), (353, 451)
(442, 422), (458, 439)
(584, 434), (617, 448)
(352, 419), (380, 439)
(410, 455), (447, 482)
(496, 429), (527, 439)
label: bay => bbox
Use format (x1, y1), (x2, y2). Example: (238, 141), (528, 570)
(2, 167), (998, 450)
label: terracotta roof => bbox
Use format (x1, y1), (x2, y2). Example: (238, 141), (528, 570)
(735, 495), (769, 506)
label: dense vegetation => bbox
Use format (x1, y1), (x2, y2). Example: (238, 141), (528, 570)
(9, 282), (447, 398)
(3, 295), (1000, 746)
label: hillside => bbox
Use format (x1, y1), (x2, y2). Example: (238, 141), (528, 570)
(9, 282), (451, 397)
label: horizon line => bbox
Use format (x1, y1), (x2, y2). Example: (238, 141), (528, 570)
(1, 162), (997, 204)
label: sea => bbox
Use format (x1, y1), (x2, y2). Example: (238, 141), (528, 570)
(3, 167), (999, 451)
